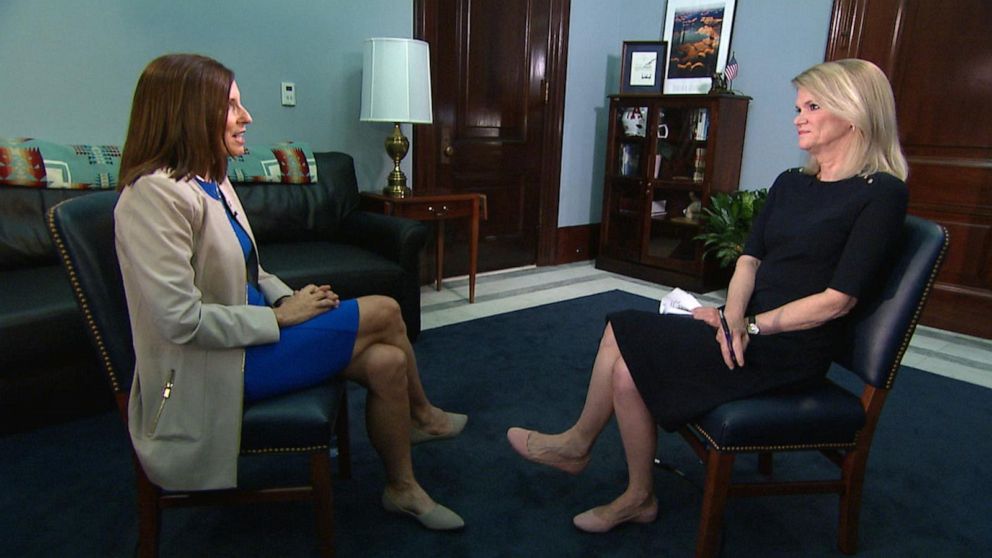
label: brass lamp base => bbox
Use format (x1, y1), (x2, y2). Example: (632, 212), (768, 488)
(383, 122), (411, 197)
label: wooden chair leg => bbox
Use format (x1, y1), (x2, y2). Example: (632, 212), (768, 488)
(135, 465), (161, 558)
(311, 450), (335, 558)
(758, 452), (773, 476)
(696, 451), (735, 558)
(334, 388), (351, 480)
(838, 449), (868, 555)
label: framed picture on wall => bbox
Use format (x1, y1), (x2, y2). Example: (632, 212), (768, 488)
(662, 0), (737, 94)
(619, 41), (667, 95)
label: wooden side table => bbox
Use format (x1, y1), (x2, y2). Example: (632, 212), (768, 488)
(360, 191), (488, 303)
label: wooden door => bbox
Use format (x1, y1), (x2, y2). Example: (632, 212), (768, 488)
(826, 0), (992, 338)
(414, 0), (570, 275)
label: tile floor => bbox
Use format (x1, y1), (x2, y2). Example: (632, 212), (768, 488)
(420, 261), (992, 389)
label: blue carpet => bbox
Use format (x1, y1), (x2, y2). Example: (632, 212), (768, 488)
(2, 290), (991, 556)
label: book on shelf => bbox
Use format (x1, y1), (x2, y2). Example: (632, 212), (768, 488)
(651, 199), (667, 218)
(620, 144), (640, 176)
(691, 108), (709, 141)
(692, 147), (706, 182)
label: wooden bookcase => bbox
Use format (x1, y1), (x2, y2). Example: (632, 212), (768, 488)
(596, 94), (750, 292)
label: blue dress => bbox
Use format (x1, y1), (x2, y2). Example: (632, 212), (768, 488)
(196, 179), (359, 403)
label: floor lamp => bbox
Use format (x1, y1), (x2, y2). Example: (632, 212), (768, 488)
(360, 37), (433, 197)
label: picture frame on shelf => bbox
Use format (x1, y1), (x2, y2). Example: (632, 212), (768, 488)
(662, 0), (737, 94)
(619, 41), (667, 95)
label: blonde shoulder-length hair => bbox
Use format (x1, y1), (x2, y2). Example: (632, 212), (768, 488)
(792, 58), (908, 180)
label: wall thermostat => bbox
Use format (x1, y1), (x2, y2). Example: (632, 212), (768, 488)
(281, 82), (296, 107)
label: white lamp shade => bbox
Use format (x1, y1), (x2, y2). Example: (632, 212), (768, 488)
(361, 37), (433, 124)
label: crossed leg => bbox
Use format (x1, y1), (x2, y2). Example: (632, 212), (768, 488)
(508, 322), (659, 530)
(340, 295), (460, 515)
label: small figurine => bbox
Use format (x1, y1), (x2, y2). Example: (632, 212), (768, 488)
(684, 192), (702, 221)
(708, 72), (729, 94)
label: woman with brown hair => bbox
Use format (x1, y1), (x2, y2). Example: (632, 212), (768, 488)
(116, 53), (465, 530)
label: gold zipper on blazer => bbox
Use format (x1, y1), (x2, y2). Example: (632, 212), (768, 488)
(148, 369), (176, 436)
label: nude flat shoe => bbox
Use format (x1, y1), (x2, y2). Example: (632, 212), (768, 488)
(506, 427), (590, 475)
(572, 499), (658, 533)
(411, 412), (468, 445)
(382, 491), (465, 531)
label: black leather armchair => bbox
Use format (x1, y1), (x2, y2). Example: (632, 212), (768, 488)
(48, 191), (352, 558)
(234, 151), (427, 339)
(678, 215), (949, 557)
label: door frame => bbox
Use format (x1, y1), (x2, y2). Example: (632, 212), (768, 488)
(412, 0), (571, 266)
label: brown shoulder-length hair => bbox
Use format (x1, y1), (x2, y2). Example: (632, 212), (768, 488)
(118, 54), (234, 190)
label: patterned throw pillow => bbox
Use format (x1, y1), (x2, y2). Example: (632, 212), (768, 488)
(227, 141), (318, 184)
(0, 138), (121, 189)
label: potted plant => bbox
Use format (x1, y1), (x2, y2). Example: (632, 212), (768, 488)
(696, 188), (768, 268)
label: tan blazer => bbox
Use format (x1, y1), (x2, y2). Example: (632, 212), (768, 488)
(115, 171), (293, 490)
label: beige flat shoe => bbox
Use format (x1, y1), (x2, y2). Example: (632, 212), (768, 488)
(506, 427), (590, 475)
(572, 498), (658, 533)
(411, 412), (468, 445)
(382, 491), (465, 531)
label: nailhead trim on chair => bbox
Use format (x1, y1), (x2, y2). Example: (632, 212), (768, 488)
(687, 423), (859, 453)
(691, 223), (949, 454)
(243, 445), (330, 455)
(48, 200), (339, 456)
(880, 226), (949, 390)
(46, 202), (123, 394)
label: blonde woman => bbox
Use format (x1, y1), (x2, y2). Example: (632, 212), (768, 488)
(508, 59), (908, 533)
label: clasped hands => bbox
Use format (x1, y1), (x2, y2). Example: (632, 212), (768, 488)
(692, 307), (749, 370)
(273, 283), (340, 327)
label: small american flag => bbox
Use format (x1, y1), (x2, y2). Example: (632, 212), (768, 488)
(724, 53), (739, 81)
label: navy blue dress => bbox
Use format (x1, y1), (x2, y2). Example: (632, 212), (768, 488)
(609, 169), (908, 431)
(195, 179), (359, 403)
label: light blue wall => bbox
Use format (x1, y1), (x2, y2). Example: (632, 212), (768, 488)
(558, 0), (665, 227)
(0, 0), (833, 224)
(727, 0), (834, 190)
(559, 0), (834, 226)
(0, 0), (411, 190)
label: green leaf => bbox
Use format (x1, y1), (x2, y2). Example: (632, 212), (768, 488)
(695, 187), (769, 268)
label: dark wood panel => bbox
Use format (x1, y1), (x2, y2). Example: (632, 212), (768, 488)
(415, 0), (569, 272)
(461, 1), (529, 138)
(892, 2), (992, 150)
(907, 160), (992, 215)
(826, 0), (903, 64)
(910, 207), (992, 288)
(449, 173), (527, 235)
(555, 224), (599, 264)
(826, 0), (992, 338)
(596, 254), (731, 293)
(920, 285), (992, 339)
(708, 97), (750, 192)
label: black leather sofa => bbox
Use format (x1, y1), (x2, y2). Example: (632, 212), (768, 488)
(0, 151), (427, 434)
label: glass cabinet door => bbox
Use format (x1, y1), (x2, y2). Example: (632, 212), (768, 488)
(643, 101), (709, 269)
(645, 186), (703, 266)
(598, 94), (749, 292)
(603, 179), (648, 261)
(613, 103), (650, 178)
(652, 106), (709, 184)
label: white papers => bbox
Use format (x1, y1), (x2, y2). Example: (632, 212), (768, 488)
(659, 288), (701, 315)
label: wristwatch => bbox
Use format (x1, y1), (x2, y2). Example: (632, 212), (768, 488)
(746, 315), (761, 335)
